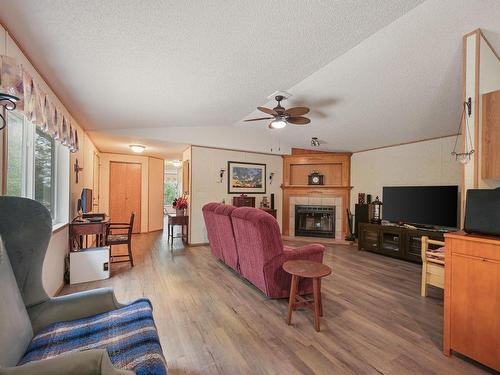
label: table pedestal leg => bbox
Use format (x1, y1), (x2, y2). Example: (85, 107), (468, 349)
(313, 277), (321, 332)
(287, 275), (299, 325)
(318, 277), (323, 317)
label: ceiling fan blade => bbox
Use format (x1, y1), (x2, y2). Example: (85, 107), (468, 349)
(257, 106), (278, 116)
(244, 117), (274, 122)
(288, 116), (311, 125)
(285, 107), (310, 116)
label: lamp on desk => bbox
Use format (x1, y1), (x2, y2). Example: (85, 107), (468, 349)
(77, 198), (83, 216)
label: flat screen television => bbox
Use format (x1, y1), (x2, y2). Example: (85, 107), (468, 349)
(81, 188), (93, 214)
(382, 186), (458, 228)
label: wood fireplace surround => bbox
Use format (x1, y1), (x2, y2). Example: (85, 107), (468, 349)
(282, 148), (352, 240)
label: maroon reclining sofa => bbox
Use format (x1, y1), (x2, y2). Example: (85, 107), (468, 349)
(202, 203), (325, 298)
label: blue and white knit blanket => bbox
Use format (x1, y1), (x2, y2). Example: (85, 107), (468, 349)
(19, 299), (167, 374)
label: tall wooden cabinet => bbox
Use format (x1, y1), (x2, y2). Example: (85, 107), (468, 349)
(444, 232), (500, 372)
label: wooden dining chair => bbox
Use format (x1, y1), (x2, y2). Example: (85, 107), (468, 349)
(106, 212), (135, 267)
(420, 236), (445, 297)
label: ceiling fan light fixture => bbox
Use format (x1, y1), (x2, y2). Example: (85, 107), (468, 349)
(269, 119), (287, 129)
(246, 96), (310, 128)
(129, 144), (146, 153)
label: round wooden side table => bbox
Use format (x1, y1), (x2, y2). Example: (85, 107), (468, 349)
(283, 260), (332, 332)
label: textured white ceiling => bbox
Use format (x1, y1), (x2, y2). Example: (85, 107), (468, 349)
(0, 0), (499, 153)
(240, 0), (500, 152)
(87, 130), (187, 159)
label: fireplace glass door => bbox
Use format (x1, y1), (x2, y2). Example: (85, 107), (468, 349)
(295, 205), (335, 238)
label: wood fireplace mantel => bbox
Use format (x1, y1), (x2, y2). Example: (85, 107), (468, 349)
(282, 149), (352, 239)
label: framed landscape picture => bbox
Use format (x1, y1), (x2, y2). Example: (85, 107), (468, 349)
(227, 161), (266, 194)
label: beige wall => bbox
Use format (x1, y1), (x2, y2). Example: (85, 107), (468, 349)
(351, 136), (461, 212)
(190, 146), (283, 244)
(148, 157), (165, 232)
(99, 153), (164, 233)
(70, 132), (99, 219)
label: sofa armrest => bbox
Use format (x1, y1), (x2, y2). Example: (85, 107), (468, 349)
(282, 244), (325, 262)
(0, 349), (133, 375)
(28, 288), (124, 334)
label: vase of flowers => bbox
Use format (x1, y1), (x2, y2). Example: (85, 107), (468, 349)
(173, 195), (188, 216)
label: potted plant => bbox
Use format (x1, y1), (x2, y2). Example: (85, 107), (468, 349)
(173, 195), (188, 216)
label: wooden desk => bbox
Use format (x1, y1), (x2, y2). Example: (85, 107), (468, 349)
(69, 218), (109, 251)
(444, 232), (500, 371)
(167, 213), (188, 245)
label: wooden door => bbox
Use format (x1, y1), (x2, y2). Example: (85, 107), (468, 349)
(109, 162), (141, 233)
(450, 253), (500, 370)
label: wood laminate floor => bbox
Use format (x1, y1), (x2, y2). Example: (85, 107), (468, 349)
(62, 229), (494, 375)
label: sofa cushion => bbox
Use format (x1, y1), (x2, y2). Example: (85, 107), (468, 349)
(213, 204), (239, 271)
(19, 299), (167, 375)
(202, 203), (224, 261)
(0, 237), (34, 367)
(230, 207), (325, 298)
(231, 207), (284, 291)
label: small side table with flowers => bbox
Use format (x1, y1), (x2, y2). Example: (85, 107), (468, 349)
(168, 196), (189, 245)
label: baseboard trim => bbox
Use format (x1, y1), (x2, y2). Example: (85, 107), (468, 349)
(187, 242), (209, 247)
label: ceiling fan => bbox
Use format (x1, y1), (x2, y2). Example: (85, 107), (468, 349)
(244, 95), (310, 129)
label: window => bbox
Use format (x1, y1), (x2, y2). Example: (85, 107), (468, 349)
(6, 112), (68, 224)
(34, 127), (56, 215)
(164, 166), (179, 206)
(6, 114), (24, 197)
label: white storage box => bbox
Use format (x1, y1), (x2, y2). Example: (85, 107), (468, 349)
(70, 247), (110, 284)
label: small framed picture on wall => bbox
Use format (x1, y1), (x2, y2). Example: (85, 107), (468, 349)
(227, 161), (266, 194)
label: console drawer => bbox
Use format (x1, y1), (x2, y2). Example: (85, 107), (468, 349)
(449, 238), (500, 262)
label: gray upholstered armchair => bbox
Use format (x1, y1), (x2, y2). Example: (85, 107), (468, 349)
(0, 197), (166, 375)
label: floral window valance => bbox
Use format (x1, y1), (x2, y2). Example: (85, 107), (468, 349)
(0, 55), (79, 152)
